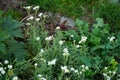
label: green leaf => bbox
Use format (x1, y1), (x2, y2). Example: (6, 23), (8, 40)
(75, 19), (84, 26)
(0, 16), (24, 38)
(6, 39), (27, 61)
(80, 56), (92, 67)
(96, 18), (104, 27)
(0, 42), (6, 54)
(91, 45), (105, 51)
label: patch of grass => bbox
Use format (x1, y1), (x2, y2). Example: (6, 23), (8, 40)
(27, 0), (108, 18)
(93, 2), (120, 33)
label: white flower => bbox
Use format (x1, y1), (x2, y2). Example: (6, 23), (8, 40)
(27, 16), (34, 20)
(61, 66), (69, 73)
(45, 35), (54, 41)
(104, 67), (108, 70)
(48, 59), (57, 66)
(23, 6), (31, 10)
(4, 60), (9, 64)
(41, 77), (47, 80)
(81, 65), (85, 68)
(0, 67), (4, 72)
(12, 76), (18, 80)
(70, 67), (75, 71)
(79, 71), (82, 74)
(1, 70), (5, 74)
(109, 36), (115, 42)
(40, 49), (44, 53)
(79, 36), (87, 43)
(36, 37), (40, 41)
(112, 71), (116, 75)
(103, 73), (107, 77)
(34, 63), (38, 67)
(26, 23), (31, 25)
(74, 70), (78, 73)
(59, 40), (65, 46)
(38, 74), (42, 78)
(43, 15), (47, 18)
(35, 18), (40, 21)
(81, 69), (85, 72)
(70, 35), (74, 37)
(76, 45), (80, 48)
(8, 65), (13, 69)
(85, 66), (89, 70)
(56, 26), (60, 30)
(33, 6), (40, 10)
(63, 48), (70, 56)
(106, 76), (111, 80)
(38, 13), (43, 17)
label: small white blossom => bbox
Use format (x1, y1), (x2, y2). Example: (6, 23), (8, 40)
(41, 77), (47, 80)
(63, 48), (70, 56)
(76, 45), (80, 48)
(82, 69), (85, 72)
(103, 73), (107, 77)
(35, 18), (40, 21)
(36, 37), (40, 41)
(27, 16), (34, 20)
(70, 35), (74, 37)
(112, 71), (116, 75)
(70, 67), (75, 71)
(61, 66), (69, 73)
(106, 76), (111, 80)
(8, 65), (13, 69)
(45, 35), (54, 41)
(109, 36), (115, 42)
(4, 60), (9, 64)
(79, 71), (82, 74)
(104, 67), (108, 70)
(0, 67), (4, 72)
(85, 66), (89, 70)
(59, 40), (65, 46)
(23, 6), (31, 10)
(48, 59), (57, 66)
(38, 13), (43, 17)
(12, 76), (18, 80)
(26, 23), (31, 25)
(81, 65), (85, 68)
(38, 74), (42, 78)
(34, 63), (38, 67)
(40, 49), (44, 53)
(74, 70), (78, 73)
(1, 70), (5, 74)
(79, 36), (87, 43)
(56, 26), (60, 30)
(43, 15), (47, 18)
(33, 6), (40, 10)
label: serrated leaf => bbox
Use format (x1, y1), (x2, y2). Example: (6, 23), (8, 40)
(96, 18), (104, 27)
(0, 42), (6, 54)
(0, 31), (9, 41)
(6, 39), (27, 61)
(0, 16), (24, 38)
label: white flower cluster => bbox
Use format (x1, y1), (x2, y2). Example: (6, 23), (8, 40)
(0, 60), (13, 76)
(12, 76), (18, 80)
(70, 67), (78, 74)
(61, 66), (69, 73)
(59, 40), (65, 46)
(45, 35), (54, 41)
(81, 65), (89, 72)
(103, 66), (116, 80)
(56, 26), (60, 30)
(33, 6), (40, 10)
(103, 73), (111, 80)
(79, 36), (87, 44)
(109, 36), (115, 42)
(27, 16), (34, 20)
(38, 74), (47, 80)
(63, 48), (70, 56)
(36, 37), (40, 41)
(48, 59), (57, 66)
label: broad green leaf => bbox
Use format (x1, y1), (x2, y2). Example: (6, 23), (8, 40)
(80, 56), (92, 67)
(0, 42), (6, 54)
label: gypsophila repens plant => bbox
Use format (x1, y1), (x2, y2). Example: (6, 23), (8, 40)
(21, 5), (120, 80)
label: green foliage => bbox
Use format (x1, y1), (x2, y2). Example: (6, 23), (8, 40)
(0, 16), (27, 61)
(94, 2), (120, 33)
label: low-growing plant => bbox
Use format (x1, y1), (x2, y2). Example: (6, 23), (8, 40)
(23, 6), (120, 80)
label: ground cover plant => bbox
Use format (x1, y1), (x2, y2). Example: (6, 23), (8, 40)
(0, 0), (120, 80)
